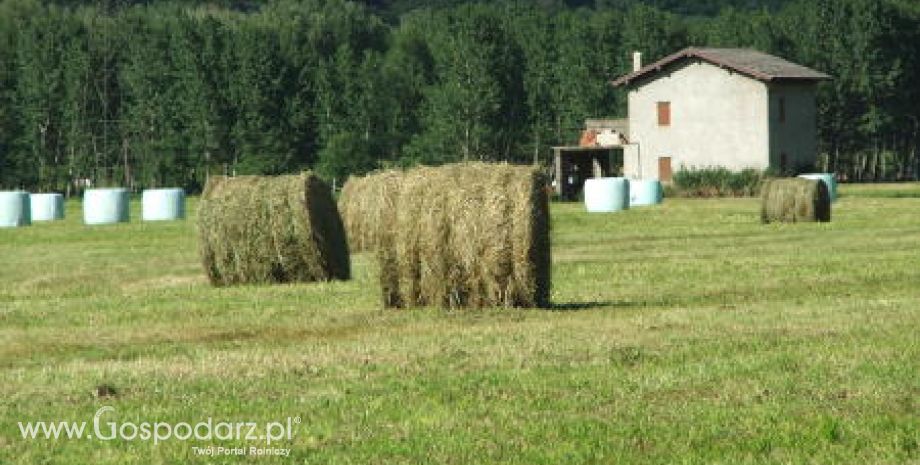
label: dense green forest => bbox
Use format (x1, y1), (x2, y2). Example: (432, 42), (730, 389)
(0, 0), (917, 192)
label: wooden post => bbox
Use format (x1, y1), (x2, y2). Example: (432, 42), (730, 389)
(592, 152), (603, 178)
(553, 148), (563, 196)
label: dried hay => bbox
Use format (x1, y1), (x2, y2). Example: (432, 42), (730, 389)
(378, 162), (550, 309)
(761, 177), (831, 224)
(197, 173), (350, 286)
(338, 170), (403, 252)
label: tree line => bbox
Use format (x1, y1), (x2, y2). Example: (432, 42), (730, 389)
(0, 0), (917, 193)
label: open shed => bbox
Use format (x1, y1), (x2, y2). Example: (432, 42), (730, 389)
(552, 119), (628, 200)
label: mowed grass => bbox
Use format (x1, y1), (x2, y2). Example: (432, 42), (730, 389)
(1, 183), (919, 464)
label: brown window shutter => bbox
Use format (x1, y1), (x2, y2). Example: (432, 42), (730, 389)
(658, 156), (672, 182)
(657, 102), (671, 126)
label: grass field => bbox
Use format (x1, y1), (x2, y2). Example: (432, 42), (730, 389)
(1, 183), (919, 464)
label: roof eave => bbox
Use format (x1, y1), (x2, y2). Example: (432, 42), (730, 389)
(612, 70), (831, 88)
(774, 75), (833, 82)
(611, 48), (694, 87)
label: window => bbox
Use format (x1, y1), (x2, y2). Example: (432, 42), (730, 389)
(778, 97), (786, 123)
(659, 156), (672, 182)
(657, 102), (671, 126)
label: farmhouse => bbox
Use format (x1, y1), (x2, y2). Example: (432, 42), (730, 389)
(611, 47), (830, 182)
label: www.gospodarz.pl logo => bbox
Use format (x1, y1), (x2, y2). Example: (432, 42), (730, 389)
(17, 406), (299, 455)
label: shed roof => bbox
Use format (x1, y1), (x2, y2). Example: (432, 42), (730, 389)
(585, 118), (629, 134)
(611, 47), (831, 87)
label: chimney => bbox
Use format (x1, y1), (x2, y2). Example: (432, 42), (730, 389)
(632, 51), (642, 72)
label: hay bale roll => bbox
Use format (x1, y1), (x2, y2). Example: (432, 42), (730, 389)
(798, 173), (838, 202)
(629, 179), (664, 207)
(83, 188), (130, 225)
(0, 191), (31, 228)
(197, 173), (350, 286)
(584, 177), (629, 213)
(30, 193), (65, 221)
(378, 162), (550, 309)
(338, 170), (403, 252)
(761, 178), (831, 223)
(142, 188), (186, 221)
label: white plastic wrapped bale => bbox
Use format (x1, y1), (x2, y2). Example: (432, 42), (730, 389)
(629, 179), (664, 207)
(798, 173), (837, 202)
(30, 193), (65, 221)
(142, 188), (186, 221)
(0, 191), (31, 228)
(83, 188), (130, 225)
(584, 178), (629, 213)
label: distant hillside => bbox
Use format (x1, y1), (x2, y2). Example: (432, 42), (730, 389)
(359, 0), (796, 19)
(1, 0), (916, 191)
(42, 0), (797, 18)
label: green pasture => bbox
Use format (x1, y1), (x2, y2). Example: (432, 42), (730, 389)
(1, 183), (918, 464)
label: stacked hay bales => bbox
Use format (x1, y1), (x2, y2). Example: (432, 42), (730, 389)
(83, 188), (130, 225)
(338, 170), (403, 252)
(30, 193), (65, 221)
(142, 188), (186, 221)
(377, 163), (550, 309)
(197, 173), (350, 286)
(761, 178), (831, 223)
(584, 177), (629, 212)
(0, 191), (31, 228)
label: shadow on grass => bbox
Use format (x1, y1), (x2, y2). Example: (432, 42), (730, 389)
(844, 192), (920, 199)
(549, 301), (635, 311)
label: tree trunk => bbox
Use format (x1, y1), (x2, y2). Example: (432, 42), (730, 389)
(533, 128), (540, 165)
(122, 138), (130, 189)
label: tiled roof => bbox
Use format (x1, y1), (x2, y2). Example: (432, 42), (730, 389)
(612, 47), (831, 87)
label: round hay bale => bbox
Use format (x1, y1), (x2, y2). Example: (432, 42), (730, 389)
(0, 191), (31, 228)
(798, 173), (837, 202)
(197, 173), (350, 286)
(338, 170), (403, 252)
(30, 193), (65, 221)
(377, 162), (550, 309)
(584, 177), (629, 212)
(629, 179), (664, 207)
(83, 188), (130, 225)
(761, 178), (831, 224)
(142, 188), (186, 221)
